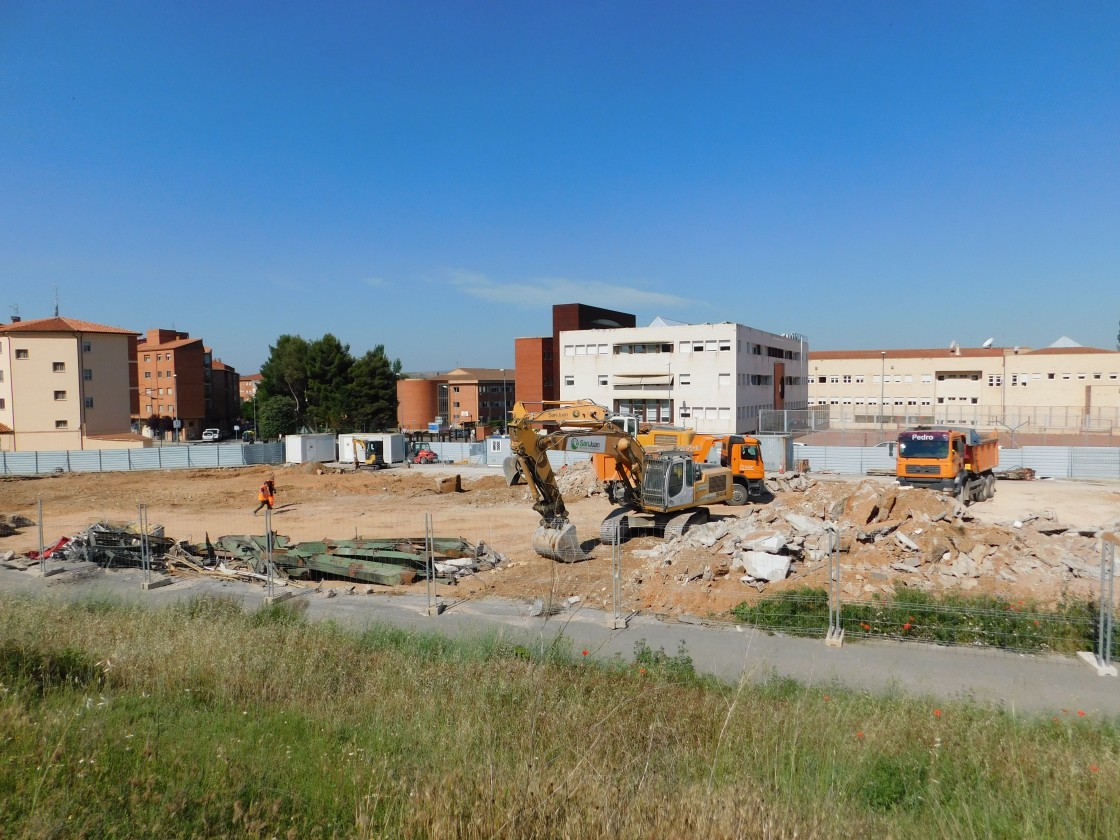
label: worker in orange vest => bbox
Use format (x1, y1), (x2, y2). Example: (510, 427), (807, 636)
(253, 477), (276, 516)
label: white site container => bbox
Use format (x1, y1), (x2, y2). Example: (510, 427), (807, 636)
(337, 433), (406, 465)
(284, 433), (338, 464)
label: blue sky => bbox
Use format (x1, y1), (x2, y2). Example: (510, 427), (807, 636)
(2, 1), (1117, 374)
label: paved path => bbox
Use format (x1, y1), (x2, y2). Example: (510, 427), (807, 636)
(2, 562), (1117, 717)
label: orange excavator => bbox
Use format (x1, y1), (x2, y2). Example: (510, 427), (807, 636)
(503, 400), (734, 561)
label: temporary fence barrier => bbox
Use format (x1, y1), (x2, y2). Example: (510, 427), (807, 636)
(0, 442), (284, 476)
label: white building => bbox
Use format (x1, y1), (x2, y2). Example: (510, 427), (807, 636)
(558, 318), (807, 435)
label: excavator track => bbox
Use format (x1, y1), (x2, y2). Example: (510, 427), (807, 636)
(662, 508), (709, 540)
(599, 507), (634, 546)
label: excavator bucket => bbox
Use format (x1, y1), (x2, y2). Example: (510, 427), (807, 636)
(532, 521), (585, 562)
(502, 456), (523, 486)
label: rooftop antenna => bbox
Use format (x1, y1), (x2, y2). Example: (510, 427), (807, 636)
(54, 285), (60, 317)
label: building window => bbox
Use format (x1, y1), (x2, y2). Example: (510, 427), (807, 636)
(718, 340), (731, 351)
(55, 420), (68, 429)
(829, 376), (839, 384)
(679, 374), (690, 385)
(598, 375), (608, 386)
(157, 371), (162, 378)
(564, 375), (574, 386)
(0, 398), (4, 409)
(718, 373), (731, 387)
(146, 404), (152, 413)
(842, 375), (851, 384)
(988, 375), (1002, 386)
(921, 374), (932, 384)
(82, 341), (91, 352)
(85, 397), (94, 408)
(818, 376), (827, 384)
(144, 371), (151, 379)
(679, 341), (691, 353)
(53, 361), (65, 372)
(144, 354), (150, 362)
(855, 375), (865, 384)
(53, 390), (67, 401)
(15, 349), (28, 359)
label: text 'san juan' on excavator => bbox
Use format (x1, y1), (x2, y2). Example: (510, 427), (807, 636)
(503, 400), (734, 562)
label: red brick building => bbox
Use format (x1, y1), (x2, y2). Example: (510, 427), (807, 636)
(514, 303), (636, 406)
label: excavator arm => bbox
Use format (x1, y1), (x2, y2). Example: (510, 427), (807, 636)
(505, 400), (647, 561)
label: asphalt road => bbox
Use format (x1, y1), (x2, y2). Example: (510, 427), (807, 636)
(2, 561), (1117, 718)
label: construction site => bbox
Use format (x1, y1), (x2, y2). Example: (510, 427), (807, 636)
(2, 458), (1118, 622)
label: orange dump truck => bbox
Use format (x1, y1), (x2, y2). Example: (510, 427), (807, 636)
(895, 426), (999, 503)
(595, 426), (766, 506)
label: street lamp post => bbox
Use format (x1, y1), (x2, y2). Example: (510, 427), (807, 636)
(879, 351), (887, 441)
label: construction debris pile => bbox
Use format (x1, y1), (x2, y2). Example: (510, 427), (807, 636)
(1, 521), (506, 587)
(638, 478), (1119, 603)
(0, 513), (35, 538)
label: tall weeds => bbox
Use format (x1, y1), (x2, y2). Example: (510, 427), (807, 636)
(0, 593), (1116, 839)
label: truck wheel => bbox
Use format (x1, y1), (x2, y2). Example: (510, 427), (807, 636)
(728, 482), (749, 506)
(984, 473), (996, 500)
(956, 481), (969, 506)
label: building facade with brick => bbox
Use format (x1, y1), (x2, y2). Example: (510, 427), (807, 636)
(0, 316), (141, 451)
(134, 329), (240, 440)
(397, 368), (514, 436)
(514, 303), (636, 406)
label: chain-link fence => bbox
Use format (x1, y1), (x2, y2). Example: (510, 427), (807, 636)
(730, 529), (1119, 664)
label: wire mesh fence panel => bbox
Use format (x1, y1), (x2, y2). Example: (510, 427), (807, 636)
(730, 586), (1117, 657)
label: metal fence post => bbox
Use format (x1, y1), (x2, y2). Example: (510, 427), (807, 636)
(611, 525), (627, 629)
(425, 513), (443, 616)
(265, 507), (275, 599)
(139, 504), (150, 586)
(825, 525), (844, 647)
(37, 497), (45, 577)
(1079, 532), (1118, 676)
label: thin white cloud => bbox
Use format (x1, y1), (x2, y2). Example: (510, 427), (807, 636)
(447, 269), (700, 311)
(362, 276), (387, 288)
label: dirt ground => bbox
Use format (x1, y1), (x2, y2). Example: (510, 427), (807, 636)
(2, 463), (1118, 617)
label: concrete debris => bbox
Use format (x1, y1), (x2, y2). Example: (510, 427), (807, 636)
(643, 478), (1111, 599)
(736, 551), (791, 582)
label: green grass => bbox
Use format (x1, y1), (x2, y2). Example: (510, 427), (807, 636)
(1, 593), (1118, 839)
(731, 586), (1116, 655)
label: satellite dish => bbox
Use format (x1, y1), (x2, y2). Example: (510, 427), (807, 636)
(948, 340), (959, 353)
(982, 337), (994, 348)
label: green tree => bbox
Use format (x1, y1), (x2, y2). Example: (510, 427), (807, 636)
(257, 395), (298, 441)
(347, 345), (401, 431)
(144, 414), (162, 438)
(259, 335), (309, 422)
(305, 334), (354, 431)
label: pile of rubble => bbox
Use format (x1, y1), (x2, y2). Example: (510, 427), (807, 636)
(0, 513), (35, 538)
(640, 478), (1119, 602)
(1, 520), (507, 587)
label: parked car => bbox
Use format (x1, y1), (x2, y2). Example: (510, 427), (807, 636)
(202, 428), (221, 442)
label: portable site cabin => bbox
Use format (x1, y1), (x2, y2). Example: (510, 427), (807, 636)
(337, 433), (406, 465)
(284, 433), (338, 464)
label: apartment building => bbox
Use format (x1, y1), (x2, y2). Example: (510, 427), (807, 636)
(134, 329), (240, 440)
(0, 316), (141, 451)
(397, 368), (514, 435)
(808, 341), (1120, 434)
(558, 319), (807, 435)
